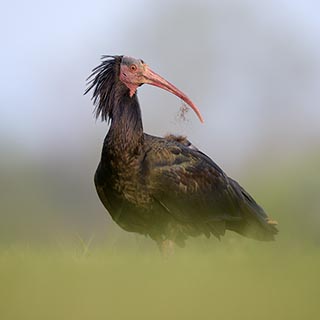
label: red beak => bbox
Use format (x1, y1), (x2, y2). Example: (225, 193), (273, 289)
(143, 67), (204, 123)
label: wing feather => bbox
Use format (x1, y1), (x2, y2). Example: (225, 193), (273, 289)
(143, 134), (277, 240)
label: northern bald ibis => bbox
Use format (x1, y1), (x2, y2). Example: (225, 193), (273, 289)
(85, 55), (278, 255)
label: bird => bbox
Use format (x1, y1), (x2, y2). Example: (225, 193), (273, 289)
(85, 55), (278, 255)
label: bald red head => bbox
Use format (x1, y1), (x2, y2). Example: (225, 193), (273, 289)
(119, 56), (204, 123)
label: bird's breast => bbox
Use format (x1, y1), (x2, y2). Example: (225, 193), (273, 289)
(98, 149), (152, 208)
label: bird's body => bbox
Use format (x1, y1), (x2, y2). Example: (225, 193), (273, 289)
(86, 55), (277, 250)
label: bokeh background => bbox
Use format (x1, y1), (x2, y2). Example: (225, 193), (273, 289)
(1, 1), (320, 319)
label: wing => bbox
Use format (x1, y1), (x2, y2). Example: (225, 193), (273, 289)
(143, 135), (241, 237)
(143, 134), (277, 241)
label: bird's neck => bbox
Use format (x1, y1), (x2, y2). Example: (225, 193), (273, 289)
(105, 93), (144, 156)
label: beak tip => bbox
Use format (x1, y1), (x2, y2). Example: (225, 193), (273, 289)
(197, 114), (205, 123)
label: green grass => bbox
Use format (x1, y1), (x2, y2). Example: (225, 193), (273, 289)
(1, 153), (320, 319)
(1, 239), (319, 320)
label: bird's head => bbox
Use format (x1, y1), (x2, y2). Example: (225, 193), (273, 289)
(86, 55), (204, 123)
(119, 56), (204, 123)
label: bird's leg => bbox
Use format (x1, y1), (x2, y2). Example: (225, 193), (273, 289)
(160, 239), (175, 258)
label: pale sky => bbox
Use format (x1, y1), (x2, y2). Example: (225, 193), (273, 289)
(1, 0), (319, 169)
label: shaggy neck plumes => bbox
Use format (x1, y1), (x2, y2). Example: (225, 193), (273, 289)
(86, 56), (144, 155)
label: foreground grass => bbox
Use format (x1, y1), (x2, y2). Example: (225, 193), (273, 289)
(0, 240), (319, 320)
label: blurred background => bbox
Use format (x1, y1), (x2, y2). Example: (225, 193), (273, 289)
(1, 0), (320, 245)
(1, 1), (320, 319)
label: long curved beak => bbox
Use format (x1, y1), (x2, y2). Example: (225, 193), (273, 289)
(143, 67), (204, 123)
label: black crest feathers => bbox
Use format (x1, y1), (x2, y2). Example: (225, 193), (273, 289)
(85, 55), (123, 121)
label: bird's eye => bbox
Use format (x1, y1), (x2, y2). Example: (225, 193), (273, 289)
(130, 64), (137, 72)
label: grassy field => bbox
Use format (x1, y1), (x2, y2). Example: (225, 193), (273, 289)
(1, 154), (319, 319)
(1, 238), (319, 320)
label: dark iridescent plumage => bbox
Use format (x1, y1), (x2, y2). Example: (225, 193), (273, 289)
(86, 56), (278, 248)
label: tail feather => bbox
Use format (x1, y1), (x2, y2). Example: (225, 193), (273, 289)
(228, 178), (278, 241)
